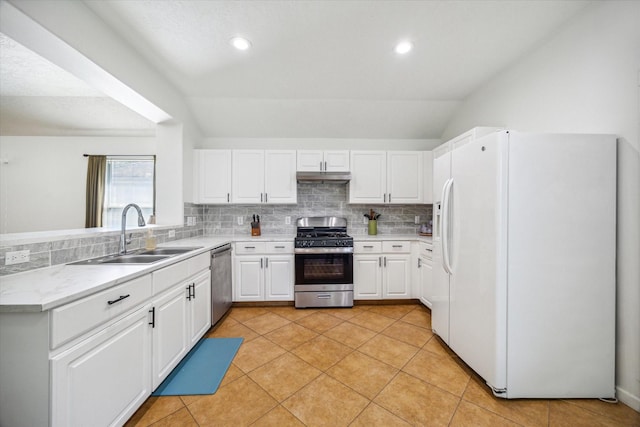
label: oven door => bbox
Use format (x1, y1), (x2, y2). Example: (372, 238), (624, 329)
(295, 252), (353, 285)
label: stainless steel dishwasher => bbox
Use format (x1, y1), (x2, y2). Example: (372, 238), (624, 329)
(210, 243), (232, 325)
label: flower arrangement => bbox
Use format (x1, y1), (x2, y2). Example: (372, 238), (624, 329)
(364, 209), (381, 221)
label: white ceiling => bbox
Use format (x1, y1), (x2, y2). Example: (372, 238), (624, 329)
(1, 1), (593, 139)
(0, 33), (156, 136)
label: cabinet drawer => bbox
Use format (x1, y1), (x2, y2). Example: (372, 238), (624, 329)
(382, 241), (411, 253)
(153, 259), (189, 294)
(419, 242), (433, 260)
(266, 241), (293, 253)
(354, 241), (382, 253)
(51, 274), (152, 349)
(235, 242), (266, 254)
(188, 253), (210, 275)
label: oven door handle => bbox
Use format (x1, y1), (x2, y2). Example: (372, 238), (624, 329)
(316, 294), (332, 299)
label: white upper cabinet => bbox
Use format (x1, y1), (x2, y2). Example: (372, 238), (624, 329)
(193, 150), (232, 204)
(232, 150), (297, 204)
(349, 151), (423, 204)
(297, 150), (350, 172)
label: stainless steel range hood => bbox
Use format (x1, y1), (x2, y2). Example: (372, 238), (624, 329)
(296, 171), (352, 184)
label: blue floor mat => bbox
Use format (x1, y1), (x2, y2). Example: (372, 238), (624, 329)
(152, 337), (243, 396)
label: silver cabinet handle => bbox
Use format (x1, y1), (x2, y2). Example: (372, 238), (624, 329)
(227, 193), (230, 202)
(265, 193), (268, 203)
(426, 248), (432, 252)
(244, 246), (255, 249)
(384, 256), (387, 267)
(324, 161), (327, 171)
(265, 257), (269, 268)
(379, 256), (382, 267)
(363, 245), (374, 248)
(320, 161), (323, 171)
(384, 194), (387, 203)
(418, 259), (422, 268)
(260, 258), (263, 269)
(388, 193), (391, 202)
(392, 245), (403, 248)
(274, 245), (285, 249)
(260, 193), (263, 202)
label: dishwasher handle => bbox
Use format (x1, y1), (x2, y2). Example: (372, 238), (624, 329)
(211, 243), (232, 256)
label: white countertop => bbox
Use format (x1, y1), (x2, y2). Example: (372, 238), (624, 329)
(0, 233), (429, 313)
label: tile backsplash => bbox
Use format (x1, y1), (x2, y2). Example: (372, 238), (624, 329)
(197, 183), (432, 236)
(0, 184), (431, 275)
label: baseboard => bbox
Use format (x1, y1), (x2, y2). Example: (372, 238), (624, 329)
(617, 386), (640, 412)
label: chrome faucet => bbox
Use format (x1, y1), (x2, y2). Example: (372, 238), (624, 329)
(119, 203), (146, 254)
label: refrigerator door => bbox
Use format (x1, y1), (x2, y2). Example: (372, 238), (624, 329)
(504, 132), (616, 398)
(449, 131), (508, 392)
(431, 148), (452, 343)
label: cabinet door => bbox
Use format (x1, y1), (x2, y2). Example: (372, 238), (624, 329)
(349, 151), (386, 203)
(232, 150), (265, 203)
(418, 256), (433, 308)
(194, 150), (231, 204)
(264, 150), (297, 204)
(188, 271), (212, 346)
(51, 306), (152, 427)
(324, 150), (350, 172)
(151, 286), (189, 389)
(297, 150), (324, 171)
(383, 255), (411, 298)
(234, 256), (264, 301)
(387, 151), (423, 204)
(353, 255), (382, 299)
(264, 255), (294, 301)
(423, 151), (433, 204)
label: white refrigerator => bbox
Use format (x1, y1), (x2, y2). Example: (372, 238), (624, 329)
(432, 129), (617, 399)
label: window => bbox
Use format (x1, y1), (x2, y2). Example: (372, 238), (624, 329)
(102, 157), (155, 228)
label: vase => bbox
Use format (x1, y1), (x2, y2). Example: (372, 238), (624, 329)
(368, 220), (377, 235)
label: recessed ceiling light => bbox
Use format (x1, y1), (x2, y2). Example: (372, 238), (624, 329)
(230, 36), (251, 51)
(394, 41), (413, 55)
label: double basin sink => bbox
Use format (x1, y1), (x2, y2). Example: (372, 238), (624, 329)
(69, 247), (203, 265)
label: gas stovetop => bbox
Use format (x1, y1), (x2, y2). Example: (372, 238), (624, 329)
(294, 217), (353, 251)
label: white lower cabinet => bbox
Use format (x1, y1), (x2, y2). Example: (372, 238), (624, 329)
(0, 252), (213, 427)
(353, 241), (411, 299)
(233, 242), (294, 302)
(416, 241), (434, 308)
(51, 305), (152, 427)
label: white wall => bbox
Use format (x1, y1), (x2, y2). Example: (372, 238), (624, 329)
(0, 136), (156, 233)
(200, 137), (441, 151)
(443, 1), (640, 410)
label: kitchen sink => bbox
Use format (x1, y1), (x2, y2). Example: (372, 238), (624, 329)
(99, 255), (171, 264)
(68, 246), (202, 266)
(136, 247), (202, 255)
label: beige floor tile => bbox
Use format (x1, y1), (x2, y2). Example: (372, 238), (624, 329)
(403, 348), (470, 396)
(282, 374), (370, 427)
(124, 396), (185, 427)
(374, 372), (460, 426)
(188, 376), (277, 426)
(462, 377), (549, 427)
(319, 306), (369, 320)
(248, 353), (322, 402)
(424, 334), (456, 357)
(242, 312), (291, 335)
(368, 304), (417, 319)
(291, 335), (353, 370)
(382, 319), (433, 348)
(549, 400), (631, 427)
(348, 311), (397, 332)
(358, 334), (419, 369)
(228, 306), (270, 322)
(295, 311), (344, 333)
(148, 407), (198, 427)
(450, 401), (521, 427)
(252, 405), (305, 426)
(323, 321), (377, 349)
(561, 399), (640, 426)
(233, 336), (287, 373)
(326, 351), (398, 399)
(264, 322), (318, 350)
(400, 307), (432, 329)
(207, 319), (260, 342)
(349, 403), (411, 427)
(267, 306), (317, 321)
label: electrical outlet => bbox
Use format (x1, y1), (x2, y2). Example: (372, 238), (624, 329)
(168, 229), (176, 238)
(285, 216), (291, 225)
(415, 215), (420, 224)
(5, 250), (30, 265)
(237, 216), (244, 225)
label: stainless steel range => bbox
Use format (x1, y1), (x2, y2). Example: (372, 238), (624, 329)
(294, 217), (354, 308)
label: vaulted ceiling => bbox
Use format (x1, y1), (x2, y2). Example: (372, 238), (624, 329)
(0, 0), (593, 139)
